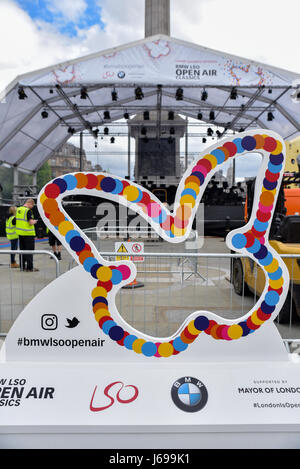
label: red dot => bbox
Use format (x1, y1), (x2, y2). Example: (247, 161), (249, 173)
(86, 174), (99, 189)
(44, 183), (60, 199)
(245, 232), (255, 248)
(160, 215), (173, 230)
(256, 308), (271, 321)
(196, 159), (212, 172)
(246, 317), (260, 330)
(251, 227), (265, 238)
(256, 210), (271, 222)
(98, 316), (111, 328)
(223, 142), (237, 157)
(97, 280), (113, 292)
(265, 170), (280, 182)
(183, 327), (198, 341)
(263, 137), (277, 153)
(120, 180), (130, 194)
(205, 320), (217, 335)
(76, 243), (91, 255)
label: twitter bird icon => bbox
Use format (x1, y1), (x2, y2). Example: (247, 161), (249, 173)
(65, 317), (80, 328)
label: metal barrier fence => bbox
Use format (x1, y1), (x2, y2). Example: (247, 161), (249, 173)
(0, 250), (60, 336)
(0, 248), (299, 351)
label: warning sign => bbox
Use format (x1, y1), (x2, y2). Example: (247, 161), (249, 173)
(115, 242), (144, 262)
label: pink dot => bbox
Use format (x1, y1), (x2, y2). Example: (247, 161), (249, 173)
(117, 265), (131, 281)
(154, 343), (161, 357)
(147, 202), (162, 218)
(220, 325), (231, 341)
(259, 236), (266, 244)
(192, 165), (208, 177)
(258, 202), (273, 213)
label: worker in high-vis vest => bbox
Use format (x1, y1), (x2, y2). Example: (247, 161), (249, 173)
(5, 206), (19, 268)
(15, 198), (38, 272)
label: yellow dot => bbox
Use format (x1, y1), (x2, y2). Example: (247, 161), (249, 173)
(251, 311), (265, 326)
(94, 309), (111, 322)
(187, 320), (201, 336)
(180, 194), (195, 207)
(132, 338), (146, 354)
(272, 140), (283, 155)
(158, 342), (174, 357)
(96, 266), (112, 282)
(92, 286), (108, 299)
(58, 220), (74, 236)
(227, 324), (243, 340)
(204, 154), (218, 168)
(265, 259), (279, 273)
(40, 193), (48, 204)
(269, 277), (284, 290)
(172, 225), (187, 237)
(185, 182), (200, 195)
(123, 185), (140, 202)
(92, 286), (107, 298)
(262, 187), (277, 196)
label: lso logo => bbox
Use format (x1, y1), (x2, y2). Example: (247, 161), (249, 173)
(171, 376), (208, 412)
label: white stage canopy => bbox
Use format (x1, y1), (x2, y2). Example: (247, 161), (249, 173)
(1, 34), (300, 173)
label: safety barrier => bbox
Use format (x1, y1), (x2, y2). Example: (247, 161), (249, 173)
(0, 249), (299, 349)
(0, 250), (60, 336)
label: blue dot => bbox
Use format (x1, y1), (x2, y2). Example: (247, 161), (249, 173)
(247, 238), (261, 254)
(173, 337), (189, 352)
(239, 321), (251, 336)
(254, 245), (268, 260)
(63, 174), (78, 190)
(90, 263), (102, 279)
(263, 179), (277, 191)
(261, 301), (275, 314)
(194, 315), (209, 331)
(124, 335), (137, 350)
(83, 257), (98, 272)
(101, 177), (116, 192)
(141, 342), (157, 357)
(111, 268), (123, 285)
(268, 162), (282, 174)
(242, 136), (256, 151)
(233, 138), (244, 153)
(166, 231), (175, 238)
(254, 219), (268, 232)
(268, 267), (283, 281)
(109, 325), (124, 341)
(102, 320), (116, 335)
(192, 171), (205, 184)
(131, 188), (143, 203)
(69, 236), (85, 252)
(260, 252), (273, 266)
(111, 179), (123, 194)
(93, 296), (108, 306)
(65, 230), (80, 243)
(270, 153), (284, 165)
(211, 149), (225, 164)
(232, 233), (246, 249)
(265, 291), (280, 306)
(181, 188), (197, 199)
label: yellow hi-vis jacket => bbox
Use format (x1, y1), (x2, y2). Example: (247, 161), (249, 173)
(5, 216), (18, 240)
(15, 206), (36, 237)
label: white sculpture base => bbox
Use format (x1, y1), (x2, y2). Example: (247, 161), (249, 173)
(1, 268), (300, 449)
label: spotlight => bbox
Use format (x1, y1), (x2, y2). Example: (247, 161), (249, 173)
(41, 110), (48, 119)
(170, 127), (175, 135)
(143, 111), (150, 120)
(175, 87), (183, 101)
(267, 111), (274, 121)
(141, 127), (147, 136)
(104, 127), (109, 135)
(239, 127), (245, 132)
(216, 130), (221, 138)
(103, 110), (110, 120)
(111, 89), (118, 101)
(124, 112), (129, 120)
(197, 112), (203, 120)
(209, 110), (215, 121)
(202, 137), (207, 143)
(18, 87), (27, 100)
(168, 111), (174, 120)
(67, 127), (75, 135)
(80, 87), (88, 99)
(201, 89), (208, 101)
(268, 88), (272, 94)
(207, 127), (213, 137)
(110, 137), (115, 144)
(230, 87), (237, 100)
(135, 87), (144, 100)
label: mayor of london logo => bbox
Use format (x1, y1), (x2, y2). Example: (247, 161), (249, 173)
(171, 377), (208, 413)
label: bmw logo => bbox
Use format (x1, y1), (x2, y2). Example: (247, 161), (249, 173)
(171, 377), (208, 413)
(118, 71), (125, 79)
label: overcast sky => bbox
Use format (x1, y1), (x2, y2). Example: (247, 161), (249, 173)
(0, 0), (298, 178)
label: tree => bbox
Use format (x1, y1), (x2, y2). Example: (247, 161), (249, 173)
(37, 162), (52, 192)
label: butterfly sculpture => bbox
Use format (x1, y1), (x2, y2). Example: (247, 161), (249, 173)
(38, 130), (289, 359)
